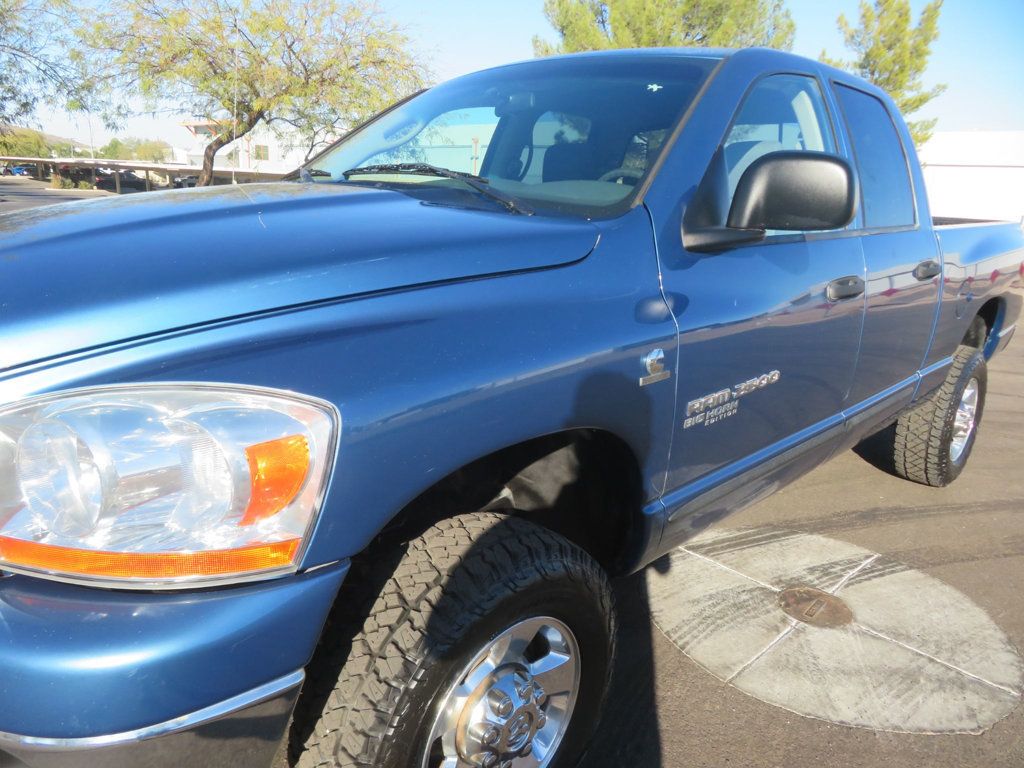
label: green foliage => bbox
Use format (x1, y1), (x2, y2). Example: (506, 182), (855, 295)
(98, 137), (171, 162)
(51, 174), (74, 189)
(79, 0), (425, 184)
(0, 126), (50, 156)
(533, 0), (796, 56)
(0, 1), (79, 126)
(821, 0), (945, 146)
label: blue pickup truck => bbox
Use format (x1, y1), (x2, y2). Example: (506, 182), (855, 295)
(0, 47), (1021, 768)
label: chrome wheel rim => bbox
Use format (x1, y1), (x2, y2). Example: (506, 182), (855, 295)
(421, 616), (580, 768)
(950, 378), (979, 463)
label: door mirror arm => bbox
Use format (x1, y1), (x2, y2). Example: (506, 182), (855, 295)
(682, 226), (765, 252)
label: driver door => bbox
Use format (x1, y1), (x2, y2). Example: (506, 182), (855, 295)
(657, 73), (866, 540)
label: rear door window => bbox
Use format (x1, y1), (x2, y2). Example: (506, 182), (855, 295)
(834, 84), (916, 228)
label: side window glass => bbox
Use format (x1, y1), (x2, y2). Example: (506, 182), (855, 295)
(724, 74), (836, 199)
(835, 85), (916, 228)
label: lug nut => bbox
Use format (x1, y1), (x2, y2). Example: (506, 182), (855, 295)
(533, 683), (546, 702)
(488, 689), (514, 718)
(469, 722), (501, 746)
(536, 710), (547, 729)
(479, 754), (498, 768)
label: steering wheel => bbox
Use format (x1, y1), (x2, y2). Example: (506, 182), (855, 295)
(598, 167), (644, 185)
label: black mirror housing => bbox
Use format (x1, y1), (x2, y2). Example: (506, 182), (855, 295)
(728, 151), (857, 232)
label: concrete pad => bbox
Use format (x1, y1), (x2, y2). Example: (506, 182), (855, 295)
(734, 622), (1020, 734)
(647, 547), (791, 680)
(686, 526), (876, 592)
(840, 558), (1024, 693)
(648, 527), (1022, 734)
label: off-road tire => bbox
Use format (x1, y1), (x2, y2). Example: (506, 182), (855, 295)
(893, 343), (987, 487)
(288, 512), (615, 768)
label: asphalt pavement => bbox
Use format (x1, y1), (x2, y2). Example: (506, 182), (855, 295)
(589, 340), (1023, 768)
(0, 176), (112, 213)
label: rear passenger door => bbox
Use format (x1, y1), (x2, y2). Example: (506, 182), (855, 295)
(833, 83), (941, 406)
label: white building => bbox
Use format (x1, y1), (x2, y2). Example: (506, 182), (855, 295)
(178, 120), (314, 175)
(918, 131), (1024, 223)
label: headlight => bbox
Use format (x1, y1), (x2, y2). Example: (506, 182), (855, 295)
(0, 384), (338, 589)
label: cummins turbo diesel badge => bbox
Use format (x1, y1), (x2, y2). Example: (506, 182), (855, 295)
(684, 370), (781, 429)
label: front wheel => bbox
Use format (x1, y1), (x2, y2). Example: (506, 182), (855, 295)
(290, 513), (615, 768)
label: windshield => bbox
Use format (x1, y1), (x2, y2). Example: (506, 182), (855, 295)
(304, 54), (718, 217)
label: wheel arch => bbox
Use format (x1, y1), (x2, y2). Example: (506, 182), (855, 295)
(962, 297), (1005, 358)
(371, 428), (647, 575)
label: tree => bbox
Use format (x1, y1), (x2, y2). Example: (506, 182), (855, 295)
(533, 0), (796, 56)
(821, 0), (944, 146)
(98, 136), (172, 162)
(132, 138), (172, 162)
(0, 126), (49, 156)
(80, 0), (424, 185)
(0, 1), (79, 128)
(98, 137), (126, 159)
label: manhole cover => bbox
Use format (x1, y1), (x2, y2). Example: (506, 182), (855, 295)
(779, 586), (853, 628)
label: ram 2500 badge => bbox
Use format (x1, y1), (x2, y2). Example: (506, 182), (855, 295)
(0, 47), (1020, 768)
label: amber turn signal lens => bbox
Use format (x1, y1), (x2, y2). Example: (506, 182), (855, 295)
(0, 536), (300, 580)
(241, 434), (311, 526)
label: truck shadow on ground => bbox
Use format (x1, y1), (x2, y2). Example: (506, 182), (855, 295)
(851, 423), (900, 476)
(580, 569), (664, 768)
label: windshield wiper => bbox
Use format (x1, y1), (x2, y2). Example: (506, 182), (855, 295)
(342, 162), (533, 215)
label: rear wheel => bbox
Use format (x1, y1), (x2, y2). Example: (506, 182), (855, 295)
(892, 341), (987, 487)
(290, 512), (615, 768)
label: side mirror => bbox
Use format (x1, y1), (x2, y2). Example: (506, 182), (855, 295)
(684, 151), (858, 253)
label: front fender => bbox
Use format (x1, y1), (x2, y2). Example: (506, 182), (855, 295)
(0, 206), (675, 569)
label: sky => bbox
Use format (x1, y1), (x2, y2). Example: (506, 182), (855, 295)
(35, 0), (1024, 149)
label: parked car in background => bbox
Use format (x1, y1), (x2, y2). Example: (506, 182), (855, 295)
(173, 174), (199, 188)
(95, 170), (149, 192)
(0, 48), (1021, 768)
(7, 165), (34, 176)
(54, 165), (105, 186)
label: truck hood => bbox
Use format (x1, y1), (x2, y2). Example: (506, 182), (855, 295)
(0, 182), (599, 371)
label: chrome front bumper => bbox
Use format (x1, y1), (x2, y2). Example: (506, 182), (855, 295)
(0, 670), (302, 768)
